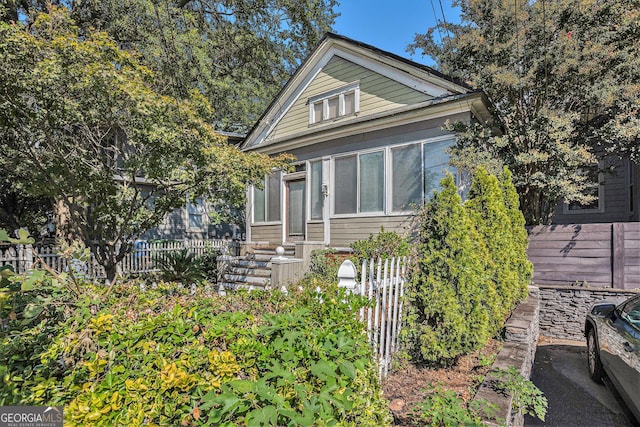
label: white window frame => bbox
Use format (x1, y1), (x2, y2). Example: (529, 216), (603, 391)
(251, 171), (283, 225)
(563, 161), (605, 214)
(308, 81), (360, 125)
(331, 148), (385, 218)
(329, 135), (463, 218)
(186, 197), (206, 232)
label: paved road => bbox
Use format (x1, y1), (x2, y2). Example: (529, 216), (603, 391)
(525, 340), (638, 427)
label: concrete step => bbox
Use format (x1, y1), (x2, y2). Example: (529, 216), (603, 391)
(244, 253), (275, 262)
(223, 274), (270, 286)
(232, 259), (271, 269)
(228, 266), (271, 277)
(219, 282), (268, 292)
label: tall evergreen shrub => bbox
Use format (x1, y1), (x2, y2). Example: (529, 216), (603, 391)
(465, 167), (527, 319)
(407, 174), (494, 364)
(499, 167), (533, 299)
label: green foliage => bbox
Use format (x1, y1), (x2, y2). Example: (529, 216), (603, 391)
(410, 385), (501, 427)
(412, 0), (640, 224)
(154, 249), (206, 284)
(406, 169), (531, 365)
(0, 273), (392, 425)
(406, 174), (496, 364)
(198, 248), (222, 283)
(350, 227), (410, 267)
(492, 366), (547, 421)
(0, 8), (290, 282)
(308, 248), (341, 283)
(465, 167), (527, 319)
(3, 0), (338, 132)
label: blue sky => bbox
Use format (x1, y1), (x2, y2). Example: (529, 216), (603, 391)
(333, 0), (460, 66)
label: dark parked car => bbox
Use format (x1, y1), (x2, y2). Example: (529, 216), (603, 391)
(585, 294), (640, 423)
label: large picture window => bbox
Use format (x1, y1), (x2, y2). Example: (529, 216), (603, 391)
(253, 171), (281, 222)
(334, 151), (384, 215)
(391, 144), (422, 211)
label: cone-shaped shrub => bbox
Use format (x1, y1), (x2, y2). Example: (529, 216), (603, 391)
(407, 174), (494, 364)
(499, 167), (533, 299)
(465, 167), (526, 319)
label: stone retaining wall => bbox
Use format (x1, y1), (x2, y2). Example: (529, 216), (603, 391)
(538, 285), (640, 340)
(474, 286), (540, 427)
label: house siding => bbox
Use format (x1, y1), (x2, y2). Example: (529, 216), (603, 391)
(306, 222), (324, 242)
(287, 114), (470, 162)
(329, 215), (412, 247)
(251, 224), (282, 243)
(551, 158), (639, 224)
(268, 56), (434, 141)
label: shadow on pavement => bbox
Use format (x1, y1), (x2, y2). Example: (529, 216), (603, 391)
(525, 342), (638, 427)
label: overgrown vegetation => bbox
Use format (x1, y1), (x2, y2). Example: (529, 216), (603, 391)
(0, 235), (392, 425)
(405, 168), (532, 365)
(410, 385), (502, 427)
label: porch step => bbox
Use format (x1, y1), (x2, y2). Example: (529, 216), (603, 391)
(219, 244), (296, 290)
(227, 266), (271, 277)
(222, 274), (270, 286)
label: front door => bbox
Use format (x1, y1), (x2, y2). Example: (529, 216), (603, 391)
(287, 179), (306, 241)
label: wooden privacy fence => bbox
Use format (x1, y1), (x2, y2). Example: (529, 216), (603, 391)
(338, 256), (410, 379)
(527, 222), (640, 289)
(0, 239), (231, 279)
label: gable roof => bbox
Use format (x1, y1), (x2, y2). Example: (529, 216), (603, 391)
(241, 32), (488, 153)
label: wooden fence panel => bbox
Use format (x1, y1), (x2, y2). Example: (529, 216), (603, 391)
(527, 222), (639, 289)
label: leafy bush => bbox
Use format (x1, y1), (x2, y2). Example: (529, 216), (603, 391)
(410, 385), (501, 427)
(198, 248), (222, 282)
(492, 367), (547, 421)
(154, 248), (205, 284)
(0, 271), (392, 425)
(349, 227), (410, 266)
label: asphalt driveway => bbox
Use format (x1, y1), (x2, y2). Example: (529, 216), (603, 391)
(525, 338), (638, 427)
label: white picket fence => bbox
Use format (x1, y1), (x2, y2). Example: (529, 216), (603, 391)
(338, 256), (410, 379)
(0, 239), (230, 279)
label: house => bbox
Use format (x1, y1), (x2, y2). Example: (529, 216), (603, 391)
(550, 155), (639, 224)
(239, 32), (492, 255)
(141, 131), (247, 242)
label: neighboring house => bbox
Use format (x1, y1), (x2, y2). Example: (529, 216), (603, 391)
(551, 155), (639, 224)
(141, 131), (247, 242)
(240, 33), (492, 249)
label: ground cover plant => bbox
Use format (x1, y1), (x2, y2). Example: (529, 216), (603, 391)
(0, 255), (392, 426)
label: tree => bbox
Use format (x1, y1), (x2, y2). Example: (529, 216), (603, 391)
(5, 0), (338, 132)
(0, 8), (289, 283)
(411, 0), (640, 224)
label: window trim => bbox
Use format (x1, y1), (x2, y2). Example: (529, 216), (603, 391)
(328, 135), (462, 218)
(331, 148), (386, 217)
(186, 197), (206, 232)
(563, 161), (605, 214)
(251, 171), (283, 225)
(308, 81), (360, 125)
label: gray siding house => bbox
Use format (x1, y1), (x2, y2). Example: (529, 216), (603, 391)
(240, 33), (492, 249)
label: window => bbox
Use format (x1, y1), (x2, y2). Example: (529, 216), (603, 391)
(187, 198), (205, 230)
(424, 139), (457, 199)
(253, 171), (281, 223)
(309, 82), (360, 124)
(334, 151), (384, 215)
(392, 144), (422, 211)
(310, 161), (323, 220)
(565, 162), (604, 213)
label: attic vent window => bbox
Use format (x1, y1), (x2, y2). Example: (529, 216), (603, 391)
(309, 82), (360, 125)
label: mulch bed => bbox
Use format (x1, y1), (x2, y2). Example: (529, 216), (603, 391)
(382, 338), (502, 425)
